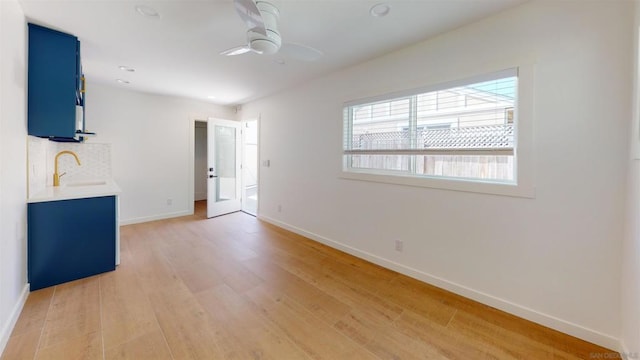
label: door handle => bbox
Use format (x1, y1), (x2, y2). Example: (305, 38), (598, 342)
(209, 175), (218, 178)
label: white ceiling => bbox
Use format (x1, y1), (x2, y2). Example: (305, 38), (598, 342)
(19, 0), (526, 106)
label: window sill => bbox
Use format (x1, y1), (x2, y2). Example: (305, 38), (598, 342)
(340, 171), (535, 198)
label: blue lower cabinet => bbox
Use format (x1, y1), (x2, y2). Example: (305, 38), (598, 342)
(28, 196), (116, 291)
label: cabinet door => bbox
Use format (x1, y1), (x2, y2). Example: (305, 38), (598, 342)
(28, 196), (116, 290)
(28, 24), (78, 138)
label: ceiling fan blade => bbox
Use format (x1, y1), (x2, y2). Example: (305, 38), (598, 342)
(279, 43), (324, 62)
(220, 44), (265, 56)
(233, 0), (267, 36)
(220, 45), (252, 56)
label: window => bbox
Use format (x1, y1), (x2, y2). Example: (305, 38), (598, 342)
(343, 68), (519, 187)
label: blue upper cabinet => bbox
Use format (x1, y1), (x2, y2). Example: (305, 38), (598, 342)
(28, 23), (83, 139)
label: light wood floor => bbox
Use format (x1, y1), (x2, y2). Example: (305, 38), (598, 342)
(3, 201), (616, 359)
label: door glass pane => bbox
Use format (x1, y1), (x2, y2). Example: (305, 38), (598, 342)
(215, 125), (236, 202)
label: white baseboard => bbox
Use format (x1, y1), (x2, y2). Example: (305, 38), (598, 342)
(120, 210), (192, 226)
(619, 340), (638, 360)
(621, 341), (629, 357)
(0, 284), (29, 357)
(258, 215), (622, 352)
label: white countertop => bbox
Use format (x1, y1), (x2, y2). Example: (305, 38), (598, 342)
(28, 179), (122, 203)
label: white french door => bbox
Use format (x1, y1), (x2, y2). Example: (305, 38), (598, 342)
(207, 118), (242, 218)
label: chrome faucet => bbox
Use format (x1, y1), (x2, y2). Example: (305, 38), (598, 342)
(53, 150), (81, 187)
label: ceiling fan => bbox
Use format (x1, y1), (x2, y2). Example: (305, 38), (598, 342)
(220, 0), (324, 62)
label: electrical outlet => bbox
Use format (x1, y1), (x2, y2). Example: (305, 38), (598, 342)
(166, 199), (173, 206)
(395, 240), (403, 252)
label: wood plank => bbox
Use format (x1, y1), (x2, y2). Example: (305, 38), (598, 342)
(37, 277), (101, 350)
(446, 309), (561, 359)
(127, 247), (186, 296)
(3, 207), (619, 359)
(245, 285), (379, 360)
(243, 257), (351, 326)
(35, 331), (102, 360)
(191, 219), (259, 262)
(334, 308), (392, 347)
(99, 267), (161, 350)
(365, 323), (448, 360)
(0, 329), (41, 360)
(376, 275), (458, 326)
(8, 287), (54, 337)
(146, 286), (224, 359)
(272, 253), (403, 323)
(393, 309), (490, 359)
(195, 284), (312, 359)
(104, 330), (173, 360)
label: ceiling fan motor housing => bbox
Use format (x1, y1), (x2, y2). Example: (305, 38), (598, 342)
(250, 1), (281, 54)
(249, 29), (281, 55)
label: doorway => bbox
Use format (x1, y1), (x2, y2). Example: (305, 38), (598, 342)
(192, 117), (258, 218)
(194, 121), (208, 203)
(242, 119), (258, 216)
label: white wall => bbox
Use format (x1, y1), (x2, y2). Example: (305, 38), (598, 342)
(0, 0), (28, 354)
(85, 82), (235, 224)
(242, 1), (632, 350)
(621, 1), (640, 356)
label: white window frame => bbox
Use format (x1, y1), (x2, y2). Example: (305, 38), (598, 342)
(341, 66), (535, 198)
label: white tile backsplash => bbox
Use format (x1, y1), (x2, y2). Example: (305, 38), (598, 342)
(28, 136), (113, 196)
(51, 142), (112, 183)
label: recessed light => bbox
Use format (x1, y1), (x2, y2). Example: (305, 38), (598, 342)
(135, 5), (160, 18)
(116, 79), (130, 84)
(207, 95), (216, 100)
(119, 65), (135, 72)
(370, 3), (391, 17)
(274, 59), (285, 65)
